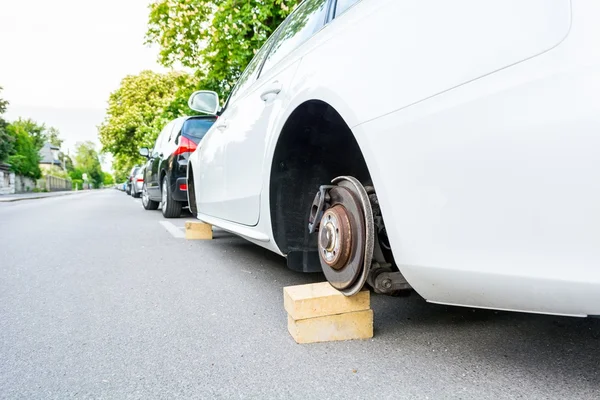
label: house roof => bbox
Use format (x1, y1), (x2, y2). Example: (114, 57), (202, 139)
(39, 142), (61, 165)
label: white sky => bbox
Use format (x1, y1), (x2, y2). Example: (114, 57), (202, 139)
(0, 0), (168, 169)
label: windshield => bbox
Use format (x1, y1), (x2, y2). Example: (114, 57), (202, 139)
(182, 118), (216, 142)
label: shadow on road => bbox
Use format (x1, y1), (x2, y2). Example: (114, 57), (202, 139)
(374, 291), (600, 389)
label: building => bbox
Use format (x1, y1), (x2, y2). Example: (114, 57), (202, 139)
(39, 142), (63, 173)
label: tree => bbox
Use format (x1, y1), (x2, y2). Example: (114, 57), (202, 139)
(74, 141), (103, 188)
(11, 118), (47, 150)
(103, 173), (115, 186)
(0, 86), (14, 163)
(146, 0), (301, 98)
(6, 124), (41, 179)
(98, 70), (199, 170)
(47, 127), (63, 148)
(59, 152), (74, 172)
(0, 86), (7, 114)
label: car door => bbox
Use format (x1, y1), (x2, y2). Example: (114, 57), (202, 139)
(195, 26), (278, 220)
(218, 0), (331, 226)
(148, 122), (174, 198)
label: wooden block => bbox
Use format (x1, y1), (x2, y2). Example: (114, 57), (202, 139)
(284, 282), (370, 320)
(185, 221), (212, 240)
(287, 310), (373, 344)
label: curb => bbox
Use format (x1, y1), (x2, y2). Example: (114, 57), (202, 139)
(0, 191), (87, 203)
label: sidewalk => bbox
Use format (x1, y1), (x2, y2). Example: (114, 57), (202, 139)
(0, 190), (86, 202)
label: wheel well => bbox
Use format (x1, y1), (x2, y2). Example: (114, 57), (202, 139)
(269, 100), (371, 272)
(159, 169), (167, 188)
(187, 163), (198, 216)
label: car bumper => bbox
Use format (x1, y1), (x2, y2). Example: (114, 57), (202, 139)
(170, 177), (188, 203)
(133, 181), (143, 194)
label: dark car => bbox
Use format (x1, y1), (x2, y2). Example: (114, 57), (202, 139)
(139, 115), (217, 218)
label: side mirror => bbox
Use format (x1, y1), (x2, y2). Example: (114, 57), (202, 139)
(139, 147), (149, 158)
(188, 90), (219, 115)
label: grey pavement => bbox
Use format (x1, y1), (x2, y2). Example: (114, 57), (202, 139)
(0, 190), (599, 399)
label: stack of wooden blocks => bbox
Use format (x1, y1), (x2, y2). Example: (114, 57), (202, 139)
(284, 282), (373, 344)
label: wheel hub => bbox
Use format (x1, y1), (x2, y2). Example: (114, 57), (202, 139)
(318, 205), (352, 270)
(314, 176), (374, 296)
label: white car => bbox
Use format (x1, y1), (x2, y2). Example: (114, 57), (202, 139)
(187, 0), (600, 317)
(130, 165), (145, 198)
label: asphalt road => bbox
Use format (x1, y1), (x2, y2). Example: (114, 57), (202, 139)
(1, 190), (599, 399)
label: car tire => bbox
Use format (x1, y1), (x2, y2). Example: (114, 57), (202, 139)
(142, 182), (159, 210)
(187, 167), (198, 218)
(161, 175), (182, 218)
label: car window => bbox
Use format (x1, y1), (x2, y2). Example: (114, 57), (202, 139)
(260, 0), (329, 75)
(334, 0), (361, 17)
(153, 122), (173, 156)
(182, 118), (217, 142)
(228, 35), (276, 102)
(169, 118), (186, 143)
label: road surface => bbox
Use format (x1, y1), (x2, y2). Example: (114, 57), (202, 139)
(0, 190), (598, 399)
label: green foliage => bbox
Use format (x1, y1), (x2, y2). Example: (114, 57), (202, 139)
(59, 152), (74, 172)
(47, 127), (63, 148)
(11, 118), (47, 150)
(74, 141), (103, 188)
(0, 118), (12, 163)
(98, 70), (198, 174)
(113, 154), (131, 184)
(69, 167), (83, 181)
(0, 86), (13, 163)
(71, 179), (83, 190)
(6, 124), (42, 179)
(0, 86), (7, 114)
(103, 173), (115, 186)
(146, 0), (301, 98)
(43, 166), (70, 179)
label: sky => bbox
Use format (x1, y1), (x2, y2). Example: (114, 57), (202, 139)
(0, 0), (167, 170)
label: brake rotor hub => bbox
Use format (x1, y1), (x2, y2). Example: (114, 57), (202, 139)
(318, 205), (352, 270)
(313, 176), (374, 296)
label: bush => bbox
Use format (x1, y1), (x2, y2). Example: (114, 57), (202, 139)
(72, 179), (83, 190)
(6, 125), (41, 179)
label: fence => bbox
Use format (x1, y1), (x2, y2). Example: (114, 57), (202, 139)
(37, 175), (72, 192)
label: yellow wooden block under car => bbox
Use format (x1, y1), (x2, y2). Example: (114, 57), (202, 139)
(284, 282), (373, 344)
(287, 309), (374, 344)
(185, 221), (213, 240)
(284, 282), (370, 320)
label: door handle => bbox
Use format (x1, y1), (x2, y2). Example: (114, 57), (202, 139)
(260, 81), (282, 101)
(216, 121), (228, 130)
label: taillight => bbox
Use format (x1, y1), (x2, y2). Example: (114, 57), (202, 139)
(136, 178), (144, 182)
(179, 183), (188, 191)
(173, 136), (197, 156)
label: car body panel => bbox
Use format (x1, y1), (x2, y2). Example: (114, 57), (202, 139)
(189, 0), (600, 316)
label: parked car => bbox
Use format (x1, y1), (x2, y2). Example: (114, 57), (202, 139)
(130, 165), (145, 198)
(186, 0), (600, 317)
(125, 166), (141, 195)
(139, 115), (217, 218)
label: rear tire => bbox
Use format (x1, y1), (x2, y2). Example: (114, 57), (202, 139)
(187, 167), (198, 218)
(142, 183), (158, 210)
(161, 175), (182, 218)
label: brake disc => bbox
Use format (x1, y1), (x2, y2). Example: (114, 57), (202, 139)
(317, 176), (374, 296)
